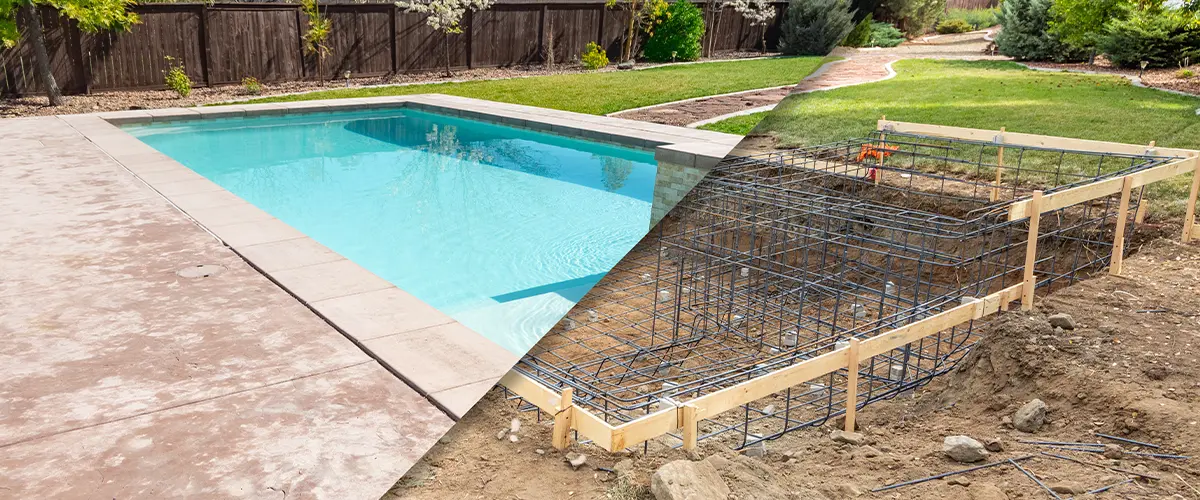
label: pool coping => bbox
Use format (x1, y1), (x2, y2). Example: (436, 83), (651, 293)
(59, 94), (740, 420)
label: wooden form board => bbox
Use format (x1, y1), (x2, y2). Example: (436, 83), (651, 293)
(498, 283), (1024, 452)
(878, 120), (1199, 159)
(1008, 157), (1199, 221)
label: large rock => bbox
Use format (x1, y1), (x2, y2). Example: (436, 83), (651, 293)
(1047, 313), (1076, 330)
(651, 459), (731, 500)
(943, 435), (990, 463)
(831, 429), (866, 446)
(1013, 399), (1047, 433)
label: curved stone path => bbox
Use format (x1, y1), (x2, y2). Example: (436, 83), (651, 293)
(613, 30), (1008, 128)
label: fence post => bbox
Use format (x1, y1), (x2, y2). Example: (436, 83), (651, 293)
(552, 387), (575, 450)
(199, 4), (213, 87)
(843, 338), (860, 433)
(1110, 176), (1133, 276)
(1022, 190), (1043, 311)
(1183, 158), (1200, 243)
(390, 6), (398, 75)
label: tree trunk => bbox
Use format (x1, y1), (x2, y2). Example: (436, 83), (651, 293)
(710, 7), (722, 57)
(760, 25), (766, 53)
(23, 2), (64, 106)
(443, 31), (452, 77)
(623, 0), (637, 62)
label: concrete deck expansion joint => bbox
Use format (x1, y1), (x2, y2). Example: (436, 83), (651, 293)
(1, 94), (739, 498)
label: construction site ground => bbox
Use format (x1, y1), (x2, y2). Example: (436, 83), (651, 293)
(387, 234), (1200, 500)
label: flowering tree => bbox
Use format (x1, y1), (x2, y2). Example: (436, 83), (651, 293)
(727, 0), (776, 52)
(397, 0), (494, 76)
(0, 0), (138, 106)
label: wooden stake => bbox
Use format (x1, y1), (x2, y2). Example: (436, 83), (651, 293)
(1135, 199), (1148, 224)
(843, 338), (861, 433)
(1183, 158), (1200, 243)
(1110, 176), (1133, 276)
(876, 117), (887, 186)
(681, 405), (700, 451)
(552, 387), (575, 450)
(991, 127), (1005, 202)
(1022, 191), (1043, 311)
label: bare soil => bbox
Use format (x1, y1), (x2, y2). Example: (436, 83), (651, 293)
(388, 237), (1200, 500)
(0, 51), (768, 119)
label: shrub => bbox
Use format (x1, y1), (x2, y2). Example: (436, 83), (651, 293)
(1049, 0), (1133, 52)
(582, 41), (610, 70)
(241, 76), (262, 95)
(995, 0), (1084, 62)
(642, 1), (705, 62)
(1178, 68), (1196, 78)
(883, 0), (946, 35)
(936, 18), (973, 34)
(1098, 10), (1200, 69)
(162, 56), (191, 98)
(942, 7), (1000, 30)
(869, 21), (906, 47)
(778, 0), (855, 56)
(843, 14), (873, 47)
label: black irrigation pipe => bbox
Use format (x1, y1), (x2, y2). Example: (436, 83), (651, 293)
(1095, 433), (1162, 449)
(1039, 452), (1162, 481)
(1085, 478), (1134, 495)
(1009, 458), (1063, 500)
(871, 455), (1034, 493)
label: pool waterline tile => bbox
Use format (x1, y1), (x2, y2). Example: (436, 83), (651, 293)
(73, 94), (739, 420)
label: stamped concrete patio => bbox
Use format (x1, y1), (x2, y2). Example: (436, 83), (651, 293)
(0, 96), (737, 498)
(0, 114), (456, 498)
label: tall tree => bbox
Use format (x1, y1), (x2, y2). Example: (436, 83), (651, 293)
(397, 0), (494, 77)
(0, 0), (138, 106)
(727, 0), (776, 52)
(1049, 0), (1133, 55)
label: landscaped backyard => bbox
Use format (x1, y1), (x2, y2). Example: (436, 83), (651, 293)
(704, 59), (1200, 213)
(232, 56), (833, 115)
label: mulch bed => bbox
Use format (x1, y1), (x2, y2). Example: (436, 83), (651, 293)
(1025, 58), (1200, 97)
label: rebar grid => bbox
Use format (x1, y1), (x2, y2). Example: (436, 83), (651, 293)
(510, 132), (1169, 450)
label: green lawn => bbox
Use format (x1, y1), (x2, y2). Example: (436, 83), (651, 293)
(702, 59), (1200, 215)
(231, 56), (834, 116)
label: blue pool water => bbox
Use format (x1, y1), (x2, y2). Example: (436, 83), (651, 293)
(126, 108), (658, 354)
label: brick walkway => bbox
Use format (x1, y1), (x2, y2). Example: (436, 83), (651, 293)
(616, 30), (1008, 128)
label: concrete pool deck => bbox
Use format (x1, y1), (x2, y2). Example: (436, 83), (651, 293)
(1, 95), (738, 497)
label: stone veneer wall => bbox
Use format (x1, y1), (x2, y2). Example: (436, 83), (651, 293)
(651, 162), (711, 228)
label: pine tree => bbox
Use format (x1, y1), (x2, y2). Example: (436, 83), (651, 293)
(778, 0), (854, 56)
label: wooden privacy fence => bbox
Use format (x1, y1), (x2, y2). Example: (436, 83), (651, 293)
(501, 120), (1200, 453)
(1, 0), (786, 95)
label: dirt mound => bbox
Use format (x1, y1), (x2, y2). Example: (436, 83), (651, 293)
(392, 238), (1200, 500)
(923, 239), (1200, 457)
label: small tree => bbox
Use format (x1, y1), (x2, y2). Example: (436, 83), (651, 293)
(300, 0), (331, 82)
(995, 0), (1084, 62)
(606, 0), (667, 62)
(397, 0), (494, 76)
(727, 0), (776, 53)
(1049, 0), (1133, 60)
(0, 0), (138, 106)
(778, 0), (854, 56)
(880, 0), (944, 35)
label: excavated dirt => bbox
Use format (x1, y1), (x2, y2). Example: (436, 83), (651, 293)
(389, 237), (1200, 499)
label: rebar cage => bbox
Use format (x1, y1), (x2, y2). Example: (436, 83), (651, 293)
(508, 131), (1175, 451)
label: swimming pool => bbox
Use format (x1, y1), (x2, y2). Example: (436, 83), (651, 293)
(126, 108), (659, 355)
